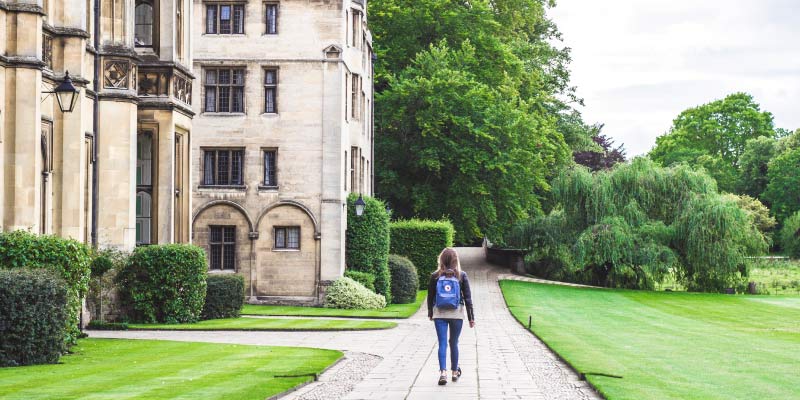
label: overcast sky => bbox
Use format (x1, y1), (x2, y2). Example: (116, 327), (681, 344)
(548, 0), (800, 156)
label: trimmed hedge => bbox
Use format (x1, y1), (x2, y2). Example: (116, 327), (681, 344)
(780, 212), (800, 258)
(388, 255), (419, 304)
(344, 270), (376, 292)
(346, 193), (392, 303)
(325, 277), (387, 309)
(389, 219), (455, 288)
(0, 269), (69, 367)
(116, 244), (207, 324)
(202, 274), (245, 320)
(0, 230), (92, 347)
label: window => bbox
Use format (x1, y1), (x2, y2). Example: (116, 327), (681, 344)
(274, 226), (300, 249)
(203, 149), (244, 186)
(351, 74), (360, 120)
(264, 69), (278, 113)
(206, 4), (245, 34)
(350, 146), (358, 192)
(135, 2), (154, 47)
(136, 132), (153, 245)
(204, 68), (245, 113)
(263, 149), (277, 187)
(209, 226), (236, 270)
(351, 10), (361, 49)
(344, 150), (348, 190)
(265, 3), (278, 34)
(136, 192), (152, 245)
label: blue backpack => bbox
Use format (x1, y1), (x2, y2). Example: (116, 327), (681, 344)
(435, 274), (461, 309)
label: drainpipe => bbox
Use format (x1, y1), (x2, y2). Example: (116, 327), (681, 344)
(91, 0), (100, 248)
(370, 52), (376, 196)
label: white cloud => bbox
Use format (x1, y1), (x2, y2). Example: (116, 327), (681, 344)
(549, 0), (800, 156)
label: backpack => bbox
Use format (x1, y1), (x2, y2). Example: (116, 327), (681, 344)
(435, 273), (461, 309)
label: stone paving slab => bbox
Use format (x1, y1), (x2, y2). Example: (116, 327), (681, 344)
(89, 247), (601, 400)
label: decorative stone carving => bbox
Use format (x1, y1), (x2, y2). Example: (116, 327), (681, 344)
(173, 72), (192, 105)
(104, 60), (130, 89)
(138, 70), (169, 96)
(42, 34), (53, 70)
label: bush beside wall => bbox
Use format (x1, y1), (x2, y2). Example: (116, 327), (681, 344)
(388, 255), (419, 304)
(346, 194), (392, 303)
(390, 220), (455, 288)
(202, 274), (245, 320)
(325, 277), (387, 309)
(344, 270), (376, 292)
(116, 244), (207, 324)
(0, 230), (92, 346)
(0, 269), (69, 367)
(780, 212), (800, 258)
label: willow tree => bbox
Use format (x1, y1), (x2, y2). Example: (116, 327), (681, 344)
(506, 158), (768, 291)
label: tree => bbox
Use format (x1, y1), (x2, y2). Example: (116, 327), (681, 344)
(737, 136), (778, 198)
(376, 42), (570, 243)
(506, 158), (768, 292)
(574, 132), (627, 171)
(763, 148), (800, 223)
(649, 93), (777, 193)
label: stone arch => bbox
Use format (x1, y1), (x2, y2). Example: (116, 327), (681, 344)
(192, 200), (255, 233)
(255, 200), (320, 237)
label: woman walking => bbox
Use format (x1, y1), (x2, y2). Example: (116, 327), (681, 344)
(427, 248), (475, 385)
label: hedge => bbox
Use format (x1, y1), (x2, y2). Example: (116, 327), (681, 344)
(116, 244), (207, 324)
(202, 274), (245, 320)
(389, 219), (455, 288)
(780, 212), (800, 258)
(346, 193), (392, 303)
(344, 270), (376, 292)
(0, 269), (69, 367)
(0, 230), (92, 347)
(325, 277), (387, 309)
(388, 255), (418, 304)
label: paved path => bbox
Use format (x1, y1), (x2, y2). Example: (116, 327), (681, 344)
(89, 248), (600, 400)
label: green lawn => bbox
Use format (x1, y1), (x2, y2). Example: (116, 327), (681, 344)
(500, 280), (800, 400)
(0, 338), (341, 400)
(128, 316), (396, 331)
(242, 291), (426, 318)
(749, 259), (800, 295)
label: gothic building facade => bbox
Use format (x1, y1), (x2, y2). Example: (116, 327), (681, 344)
(190, 0), (374, 303)
(0, 0), (193, 249)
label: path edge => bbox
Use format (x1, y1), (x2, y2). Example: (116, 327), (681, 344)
(268, 353), (348, 400)
(497, 278), (607, 400)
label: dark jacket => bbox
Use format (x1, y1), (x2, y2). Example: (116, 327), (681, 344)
(427, 270), (475, 321)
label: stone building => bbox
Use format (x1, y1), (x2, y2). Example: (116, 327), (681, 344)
(0, 0), (193, 249)
(190, 0), (374, 303)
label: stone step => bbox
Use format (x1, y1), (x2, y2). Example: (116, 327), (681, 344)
(248, 296), (318, 307)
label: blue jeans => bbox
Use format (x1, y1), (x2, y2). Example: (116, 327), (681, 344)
(434, 318), (463, 371)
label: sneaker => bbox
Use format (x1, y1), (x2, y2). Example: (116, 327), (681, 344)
(452, 367), (462, 382)
(438, 371), (448, 386)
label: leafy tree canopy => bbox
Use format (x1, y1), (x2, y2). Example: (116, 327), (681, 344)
(649, 93), (777, 193)
(574, 130), (627, 171)
(763, 147), (800, 223)
(506, 158), (768, 292)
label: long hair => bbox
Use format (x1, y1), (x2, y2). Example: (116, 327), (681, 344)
(435, 248), (462, 279)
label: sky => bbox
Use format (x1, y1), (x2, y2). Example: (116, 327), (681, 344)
(548, 0), (800, 156)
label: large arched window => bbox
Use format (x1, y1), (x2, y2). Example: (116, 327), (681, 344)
(135, 2), (154, 47)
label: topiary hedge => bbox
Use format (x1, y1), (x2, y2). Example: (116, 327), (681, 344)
(780, 211), (800, 259)
(116, 244), (207, 324)
(389, 219), (455, 288)
(388, 255), (419, 304)
(0, 230), (92, 347)
(325, 277), (387, 309)
(202, 274), (245, 320)
(344, 270), (376, 292)
(346, 193), (392, 303)
(0, 269), (69, 367)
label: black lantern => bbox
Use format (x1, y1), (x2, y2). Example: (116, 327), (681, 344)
(354, 195), (366, 216)
(51, 71), (80, 113)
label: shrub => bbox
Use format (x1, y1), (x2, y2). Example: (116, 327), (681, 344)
(388, 255), (418, 304)
(116, 244), (207, 323)
(87, 321), (129, 330)
(780, 212), (800, 258)
(0, 269), (69, 367)
(390, 219), (455, 288)
(325, 277), (386, 309)
(346, 193), (392, 302)
(202, 274), (245, 320)
(0, 230), (92, 346)
(344, 270), (376, 292)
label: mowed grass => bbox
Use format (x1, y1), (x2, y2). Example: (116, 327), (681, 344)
(0, 338), (341, 400)
(128, 316), (396, 331)
(242, 291), (426, 319)
(749, 259), (800, 295)
(500, 280), (800, 400)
